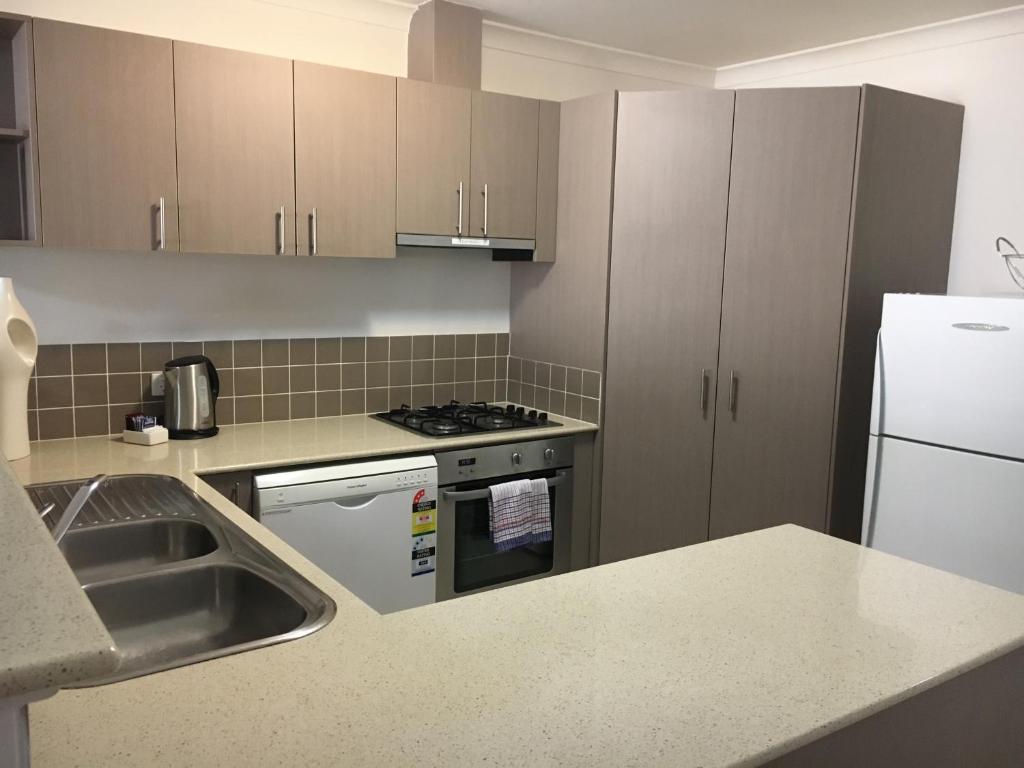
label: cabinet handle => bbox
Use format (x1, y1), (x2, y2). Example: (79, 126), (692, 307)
(277, 206), (286, 255)
(457, 182), (464, 235)
(700, 367), (709, 415)
(230, 482), (239, 505)
(311, 207), (318, 256)
(482, 183), (488, 236)
(728, 371), (738, 415)
(156, 197), (166, 251)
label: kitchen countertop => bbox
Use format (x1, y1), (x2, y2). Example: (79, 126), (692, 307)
(0, 458), (117, 700)
(5, 415), (1024, 766)
(0, 413), (595, 698)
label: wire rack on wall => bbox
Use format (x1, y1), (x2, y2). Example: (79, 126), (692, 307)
(997, 237), (1024, 290)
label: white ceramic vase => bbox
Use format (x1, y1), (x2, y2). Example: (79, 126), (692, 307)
(0, 277), (38, 460)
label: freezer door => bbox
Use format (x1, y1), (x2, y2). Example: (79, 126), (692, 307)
(873, 294), (1024, 460)
(260, 488), (436, 614)
(863, 435), (1024, 593)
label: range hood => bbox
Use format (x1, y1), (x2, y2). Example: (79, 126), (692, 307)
(396, 234), (536, 261)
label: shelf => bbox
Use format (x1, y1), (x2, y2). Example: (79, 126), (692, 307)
(0, 127), (29, 143)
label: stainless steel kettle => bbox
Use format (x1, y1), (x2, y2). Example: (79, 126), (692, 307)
(164, 355), (219, 439)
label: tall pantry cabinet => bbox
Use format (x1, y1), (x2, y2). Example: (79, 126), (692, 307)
(598, 85), (963, 563)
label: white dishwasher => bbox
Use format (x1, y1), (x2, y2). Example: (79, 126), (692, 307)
(254, 455), (438, 614)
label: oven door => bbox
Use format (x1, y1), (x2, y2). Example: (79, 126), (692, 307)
(435, 468), (573, 601)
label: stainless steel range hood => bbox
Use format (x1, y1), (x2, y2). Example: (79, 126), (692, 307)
(396, 234), (536, 261)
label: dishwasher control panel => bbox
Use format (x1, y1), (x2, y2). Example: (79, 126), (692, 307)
(395, 470), (433, 488)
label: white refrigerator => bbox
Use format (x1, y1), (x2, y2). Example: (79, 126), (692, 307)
(863, 293), (1024, 593)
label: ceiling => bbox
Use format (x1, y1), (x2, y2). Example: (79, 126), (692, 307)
(455, 0), (1021, 67)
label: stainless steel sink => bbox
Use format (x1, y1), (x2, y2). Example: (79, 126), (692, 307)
(61, 519), (217, 583)
(26, 475), (335, 686)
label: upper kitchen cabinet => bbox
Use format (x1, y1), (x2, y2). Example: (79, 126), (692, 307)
(173, 42), (295, 256)
(33, 21), (177, 251)
(0, 12), (39, 245)
(532, 100), (560, 263)
(469, 91), (539, 239)
(294, 62), (396, 259)
(396, 78), (471, 238)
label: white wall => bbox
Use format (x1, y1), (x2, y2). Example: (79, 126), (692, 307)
(1, 0), (705, 344)
(716, 6), (1024, 298)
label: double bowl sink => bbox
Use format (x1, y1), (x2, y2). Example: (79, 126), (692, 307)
(27, 475), (336, 687)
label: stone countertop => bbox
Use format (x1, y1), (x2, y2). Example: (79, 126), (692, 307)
(1, 413), (595, 699)
(0, 458), (117, 699)
(10, 411), (598, 485)
(7, 415), (1024, 767)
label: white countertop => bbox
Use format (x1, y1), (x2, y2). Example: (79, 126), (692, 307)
(6, 415), (1024, 767)
(0, 459), (116, 699)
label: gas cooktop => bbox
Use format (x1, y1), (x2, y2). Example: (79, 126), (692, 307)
(374, 402), (559, 438)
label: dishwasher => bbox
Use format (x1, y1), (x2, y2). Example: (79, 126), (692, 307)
(253, 455), (437, 614)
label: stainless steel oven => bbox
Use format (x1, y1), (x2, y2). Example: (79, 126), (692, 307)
(435, 436), (574, 601)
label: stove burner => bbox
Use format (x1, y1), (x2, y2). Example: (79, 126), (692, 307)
(375, 401), (559, 438)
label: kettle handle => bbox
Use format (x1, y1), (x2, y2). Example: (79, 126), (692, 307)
(205, 357), (220, 399)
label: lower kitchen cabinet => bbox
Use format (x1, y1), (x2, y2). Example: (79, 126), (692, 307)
(599, 88), (735, 563)
(173, 42), (295, 256)
(597, 85), (964, 562)
(202, 470), (254, 516)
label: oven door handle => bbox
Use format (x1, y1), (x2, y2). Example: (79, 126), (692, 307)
(441, 472), (569, 502)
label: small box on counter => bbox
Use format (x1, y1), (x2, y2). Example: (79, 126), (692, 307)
(123, 412), (168, 445)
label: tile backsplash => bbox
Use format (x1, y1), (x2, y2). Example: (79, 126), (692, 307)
(28, 333), (511, 440)
(506, 356), (602, 424)
(27, 334), (601, 441)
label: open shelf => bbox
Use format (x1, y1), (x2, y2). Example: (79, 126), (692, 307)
(0, 12), (39, 243)
(0, 126), (28, 142)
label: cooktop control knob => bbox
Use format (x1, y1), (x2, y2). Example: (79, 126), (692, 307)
(511, 451), (523, 466)
(539, 412), (548, 422)
(506, 404), (516, 413)
(544, 448), (556, 463)
(515, 407), (525, 418)
(528, 409), (538, 420)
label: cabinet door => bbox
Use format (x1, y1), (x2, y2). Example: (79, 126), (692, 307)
(469, 91), (539, 239)
(34, 21), (177, 251)
(708, 87), (861, 539)
(294, 62), (396, 259)
(599, 89), (735, 564)
(173, 42), (295, 255)
(396, 78), (471, 237)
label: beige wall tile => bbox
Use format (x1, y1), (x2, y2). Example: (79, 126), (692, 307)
(263, 394), (289, 422)
(37, 376), (72, 409)
(234, 395), (262, 423)
(74, 405), (109, 437)
(234, 340), (263, 368)
(38, 408), (74, 440)
(290, 392), (315, 419)
(342, 389), (366, 415)
(141, 342), (172, 372)
(73, 375), (107, 406)
(342, 337), (366, 363)
(262, 339), (289, 367)
(290, 365), (315, 393)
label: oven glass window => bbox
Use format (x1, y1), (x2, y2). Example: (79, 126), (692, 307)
(453, 485), (557, 593)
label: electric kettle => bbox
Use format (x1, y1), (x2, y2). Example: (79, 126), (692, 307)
(164, 355), (219, 439)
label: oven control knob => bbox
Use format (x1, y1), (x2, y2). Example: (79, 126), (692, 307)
(528, 409), (538, 420)
(511, 452), (523, 466)
(544, 448), (556, 463)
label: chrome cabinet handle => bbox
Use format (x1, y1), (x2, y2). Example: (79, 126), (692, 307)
(728, 371), (738, 415)
(482, 183), (488, 235)
(457, 182), (464, 235)
(700, 367), (709, 415)
(277, 206), (286, 255)
(156, 197), (166, 251)
(311, 207), (318, 256)
(442, 472), (568, 502)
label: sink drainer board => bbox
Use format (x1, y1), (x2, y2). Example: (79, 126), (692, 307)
(25, 474), (336, 686)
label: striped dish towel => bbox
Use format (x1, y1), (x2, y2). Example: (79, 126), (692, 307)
(489, 478), (552, 552)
